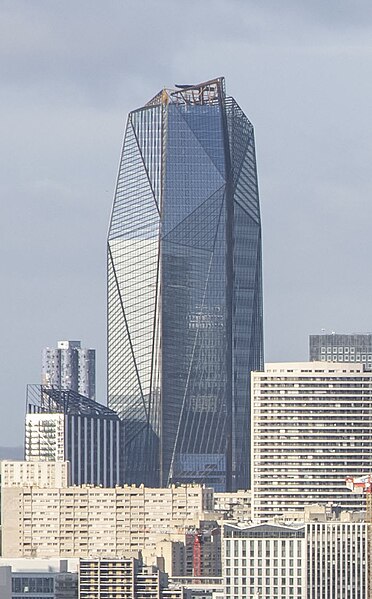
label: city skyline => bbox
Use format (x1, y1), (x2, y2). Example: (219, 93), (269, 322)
(107, 78), (263, 490)
(3, 1), (372, 446)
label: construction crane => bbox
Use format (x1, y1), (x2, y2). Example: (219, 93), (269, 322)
(346, 475), (372, 598)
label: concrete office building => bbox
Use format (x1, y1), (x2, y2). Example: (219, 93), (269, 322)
(108, 77), (263, 490)
(310, 332), (372, 370)
(42, 340), (95, 401)
(1, 483), (213, 558)
(251, 362), (372, 521)
(25, 385), (124, 487)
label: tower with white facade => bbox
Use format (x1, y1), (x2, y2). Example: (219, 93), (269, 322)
(251, 362), (372, 521)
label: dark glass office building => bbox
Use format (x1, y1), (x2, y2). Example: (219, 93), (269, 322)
(310, 333), (372, 370)
(108, 78), (263, 490)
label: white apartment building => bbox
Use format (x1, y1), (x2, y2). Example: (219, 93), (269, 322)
(251, 362), (372, 521)
(223, 522), (307, 599)
(0, 460), (69, 488)
(222, 512), (367, 599)
(1, 483), (214, 559)
(307, 517), (367, 599)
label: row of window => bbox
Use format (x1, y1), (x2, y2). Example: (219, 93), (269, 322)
(321, 346), (372, 356)
(321, 355), (372, 362)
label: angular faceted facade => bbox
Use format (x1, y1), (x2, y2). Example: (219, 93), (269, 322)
(108, 78), (263, 490)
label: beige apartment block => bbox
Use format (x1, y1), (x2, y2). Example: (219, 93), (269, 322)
(0, 460), (70, 488)
(251, 362), (372, 521)
(1, 484), (213, 559)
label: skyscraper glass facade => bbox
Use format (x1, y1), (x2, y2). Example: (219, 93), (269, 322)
(107, 78), (263, 490)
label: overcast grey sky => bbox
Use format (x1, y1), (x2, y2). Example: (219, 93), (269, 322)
(1, 0), (372, 446)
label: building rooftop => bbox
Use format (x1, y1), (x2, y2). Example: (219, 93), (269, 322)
(146, 77), (226, 108)
(26, 385), (118, 419)
(262, 361), (365, 374)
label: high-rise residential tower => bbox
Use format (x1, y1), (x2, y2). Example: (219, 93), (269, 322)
(108, 78), (263, 490)
(251, 362), (372, 521)
(42, 340), (96, 400)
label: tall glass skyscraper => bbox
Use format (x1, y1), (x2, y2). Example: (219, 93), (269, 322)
(107, 78), (263, 491)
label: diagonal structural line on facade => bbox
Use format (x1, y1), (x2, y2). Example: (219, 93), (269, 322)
(145, 227), (161, 432)
(108, 245), (148, 421)
(168, 188), (226, 484)
(124, 422), (147, 448)
(107, 77), (263, 490)
(177, 190), (227, 459)
(165, 189), (226, 461)
(162, 183), (226, 242)
(226, 102), (260, 224)
(167, 244), (215, 484)
(172, 94), (226, 179)
(130, 116), (161, 217)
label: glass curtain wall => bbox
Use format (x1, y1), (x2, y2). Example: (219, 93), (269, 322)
(107, 78), (263, 490)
